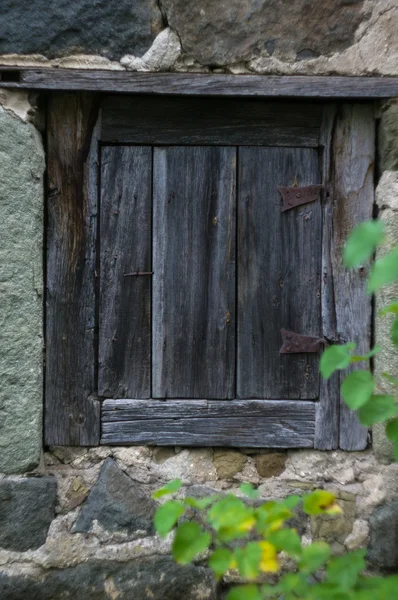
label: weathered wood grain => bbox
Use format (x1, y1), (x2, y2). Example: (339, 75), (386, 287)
(101, 399), (315, 447)
(45, 93), (100, 446)
(315, 104), (340, 450)
(153, 146), (236, 399)
(237, 147), (322, 399)
(331, 105), (375, 451)
(101, 96), (321, 147)
(2, 69), (398, 98)
(99, 146), (152, 398)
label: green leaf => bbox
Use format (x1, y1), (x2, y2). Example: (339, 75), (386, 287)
(320, 343), (356, 379)
(208, 495), (256, 541)
(351, 345), (381, 362)
(343, 220), (384, 268)
(379, 301), (398, 316)
(152, 479), (182, 499)
(282, 495), (301, 510)
(172, 522), (211, 565)
(303, 490), (341, 516)
(184, 496), (216, 510)
(382, 372), (398, 386)
(358, 395), (398, 426)
(226, 585), (262, 600)
(298, 541), (331, 574)
(391, 316), (398, 348)
(368, 248), (398, 293)
(234, 542), (262, 580)
(268, 528), (302, 558)
(239, 483), (260, 499)
(326, 550), (366, 591)
(341, 370), (375, 410)
(386, 418), (398, 442)
(154, 500), (185, 537)
(209, 548), (233, 578)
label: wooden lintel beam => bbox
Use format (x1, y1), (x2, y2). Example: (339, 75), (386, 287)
(1, 68), (398, 98)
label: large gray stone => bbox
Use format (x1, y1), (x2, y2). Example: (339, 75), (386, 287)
(73, 458), (156, 535)
(0, 106), (45, 474)
(373, 171), (398, 464)
(0, 557), (216, 600)
(368, 500), (398, 571)
(0, 477), (57, 551)
(161, 0), (370, 66)
(0, 0), (162, 60)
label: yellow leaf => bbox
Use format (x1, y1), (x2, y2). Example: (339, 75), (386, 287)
(237, 517), (256, 532)
(268, 518), (284, 533)
(259, 541), (280, 573)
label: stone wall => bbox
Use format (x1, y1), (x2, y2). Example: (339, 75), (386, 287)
(1, 2), (398, 598)
(0, 1), (397, 75)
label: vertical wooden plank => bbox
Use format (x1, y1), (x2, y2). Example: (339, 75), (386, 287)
(45, 92), (100, 445)
(153, 146), (236, 399)
(331, 104), (375, 451)
(315, 104), (340, 450)
(98, 146), (152, 398)
(237, 147), (322, 399)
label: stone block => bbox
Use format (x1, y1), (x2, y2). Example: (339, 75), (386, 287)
(161, 0), (369, 66)
(0, 557), (216, 600)
(0, 477), (57, 551)
(0, 0), (162, 60)
(0, 106), (45, 474)
(379, 100), (398, 172)
(255, 453), (287, 478)
(374, 171), (398, 464)
(73, 458), (156, 535)
(368, 500), (398, 571)
(213, 450), (247, 479)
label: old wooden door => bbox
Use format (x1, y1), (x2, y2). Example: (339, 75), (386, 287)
(46, 95), (374, 450)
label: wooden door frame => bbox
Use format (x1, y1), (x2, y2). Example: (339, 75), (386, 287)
(43, 90), (375, 450)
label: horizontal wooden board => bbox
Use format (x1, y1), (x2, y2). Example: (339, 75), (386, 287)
(101, 96), (321, 146)
(101, 399), (315, 447)
(2, 69), (398, 98)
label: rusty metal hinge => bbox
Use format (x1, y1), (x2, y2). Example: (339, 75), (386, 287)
(279, 329), (327, 354)
(278, 185), (324, 212)
(123, 271), (154, 277)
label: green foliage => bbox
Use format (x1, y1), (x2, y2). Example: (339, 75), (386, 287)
(320, 343), (356, 379)
(368, 247), (398, 293)
(152, 218), (398, 599)
(341, 370), (374, 409)
(172, 522), (211, 564)
(343, 220), (384, 268)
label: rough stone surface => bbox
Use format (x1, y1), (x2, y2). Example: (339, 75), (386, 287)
(255, 453), (287, 478)
(161, 0), (369, 66)
(0, 477), (57, 551)
(213, 450), (247, 480)
(379, 100), (398, 172)
(121, 28), (181, 72)
(0, 106), (45, 474)
(344, 519), (369, 550)
(373, 171), (398, 464)
(73, 458), (156, 536)
(0, 0), (163, 60)
(368, 500), (398, 571)
(0, 557), (216, 600)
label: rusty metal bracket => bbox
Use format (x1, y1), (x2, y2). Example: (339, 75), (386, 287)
(280, 329), (327, 354)
(278, 185), (324, 212)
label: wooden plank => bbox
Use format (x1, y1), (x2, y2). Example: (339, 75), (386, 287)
(153, 146), (236, 399)
(237, 147), (322, 399)
(315, 104), (340, 450)
(45, 93), (100, 446)
(99, 146), (152, 398)
(2, 69), (398, 98)
(331, 105), (375, 451)
(101, 96), (321, 147)
(101, 399), (315, 447)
